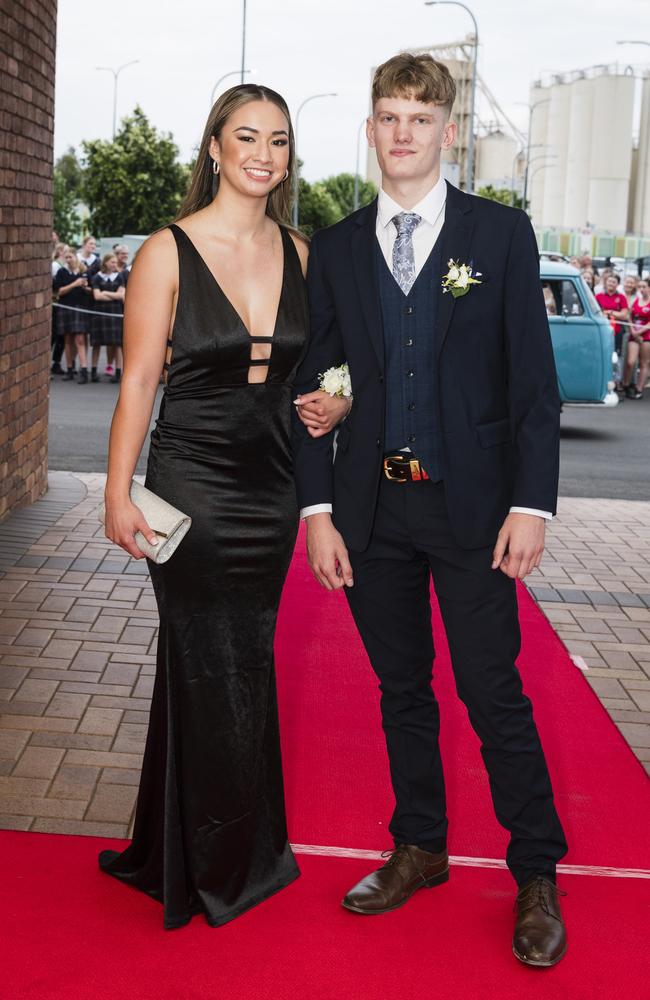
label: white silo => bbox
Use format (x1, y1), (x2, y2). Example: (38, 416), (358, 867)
(475, 130), (518, 191)
(587, 72), (635, 232)
(563, 76), (594, 229)
(528, 84), (550, 222)
(632, 74), (650, 236)
(542, 79), (572, 226)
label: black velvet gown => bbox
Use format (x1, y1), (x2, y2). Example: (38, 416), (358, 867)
(99, 223), (307, 929)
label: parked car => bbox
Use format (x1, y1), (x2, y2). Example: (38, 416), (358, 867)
(540, 261), (618, 406)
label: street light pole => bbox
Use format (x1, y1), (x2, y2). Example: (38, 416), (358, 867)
(425, 1), (478, 192)
(95, 60), (139, 139)
(241, 0), (248, 84)
(210, 69), (252, 107)
(293, 93), (337, 227)
(353, 116), (367, 211)
(522, 99), (551, 208)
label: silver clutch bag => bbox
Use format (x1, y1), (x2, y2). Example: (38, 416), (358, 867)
(98, 479), (192, 564)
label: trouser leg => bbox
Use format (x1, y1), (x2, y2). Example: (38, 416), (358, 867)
(410, 482), (567, 885)
(345, 479), (447, 850)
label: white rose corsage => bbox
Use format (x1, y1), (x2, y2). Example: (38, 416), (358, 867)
(319, 362), (352, 398)
(442, 259), (482, 299)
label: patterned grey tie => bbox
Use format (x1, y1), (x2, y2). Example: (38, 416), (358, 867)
(391, 212), (422, 295)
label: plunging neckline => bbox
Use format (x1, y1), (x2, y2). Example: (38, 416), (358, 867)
(173, 223), (286, 342)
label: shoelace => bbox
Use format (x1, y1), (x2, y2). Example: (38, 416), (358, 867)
(515, 876), (567, 918)
(380, 845), (411, 869)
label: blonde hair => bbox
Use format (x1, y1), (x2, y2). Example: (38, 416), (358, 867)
(63, 246), (85, 274)
(372, 52), (456, 115)
(178, 83), (296, 229)
(101, 253), (117, 270)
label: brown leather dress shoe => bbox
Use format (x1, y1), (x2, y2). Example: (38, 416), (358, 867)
(342, 844), (449, 915)
(513, 876), (567, 967)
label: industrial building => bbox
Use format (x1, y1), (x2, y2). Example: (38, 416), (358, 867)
(529, 66), (650, 237)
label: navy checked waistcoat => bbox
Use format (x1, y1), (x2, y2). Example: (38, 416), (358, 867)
(376, 233), (444, 482)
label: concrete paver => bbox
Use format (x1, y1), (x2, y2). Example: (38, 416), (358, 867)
(0, 474), (647, 840)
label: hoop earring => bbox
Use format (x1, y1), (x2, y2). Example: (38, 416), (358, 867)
(282, 169), (289, 182)
(212, 160), (220, 176)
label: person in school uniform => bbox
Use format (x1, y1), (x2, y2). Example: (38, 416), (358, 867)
(77, 235), (101, 278)
(52, 246), (92, 382)
(51, 242), (68, 374)
(104, 244), (132, 375)
(623, 278), (650, 399)
(90, 253), (126, 383)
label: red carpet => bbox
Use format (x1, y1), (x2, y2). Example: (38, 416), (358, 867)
(2, 527), (650, 998)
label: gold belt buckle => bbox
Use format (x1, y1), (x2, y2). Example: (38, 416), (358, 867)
(383, 456), (407, 482)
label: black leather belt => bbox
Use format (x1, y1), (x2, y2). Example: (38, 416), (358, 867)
(383, 453), (429, 483)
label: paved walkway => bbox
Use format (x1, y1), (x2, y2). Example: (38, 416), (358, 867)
(0, 474), (648, 839)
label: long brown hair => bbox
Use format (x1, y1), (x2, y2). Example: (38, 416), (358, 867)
(178, 84), (296, 226)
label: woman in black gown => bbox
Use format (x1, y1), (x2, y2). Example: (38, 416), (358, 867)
(100, 85), (349, 929)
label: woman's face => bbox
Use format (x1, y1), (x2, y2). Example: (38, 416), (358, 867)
(103, 255), (118, 273)
(116, 248), (129, 266)
(64, 249), (77, 269)
(210, 100), (290, 199)
(605, 275), (618, 294)
(624, 276), (637, 295)
(639, 280), (650, 299)
(83, 238), (96, 255)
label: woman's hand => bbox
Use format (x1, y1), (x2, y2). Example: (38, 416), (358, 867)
(294, 390), (352, 438)
(104, 497), (159, 560)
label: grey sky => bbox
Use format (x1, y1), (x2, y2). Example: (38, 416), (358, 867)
(55, 0), (650, 182)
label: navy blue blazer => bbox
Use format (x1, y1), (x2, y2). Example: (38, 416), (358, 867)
(292, 181), (561, 552)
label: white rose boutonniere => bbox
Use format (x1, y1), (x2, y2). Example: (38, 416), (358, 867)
(442, 259), (482, 299)
(319, 363), (352, 398)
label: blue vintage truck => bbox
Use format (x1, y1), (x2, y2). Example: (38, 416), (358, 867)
(540, 261), (618, 407)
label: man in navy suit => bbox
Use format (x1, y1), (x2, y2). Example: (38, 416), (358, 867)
(293, 52), (568, 967)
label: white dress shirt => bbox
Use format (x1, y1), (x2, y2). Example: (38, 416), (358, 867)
(301, 178), (552, 521)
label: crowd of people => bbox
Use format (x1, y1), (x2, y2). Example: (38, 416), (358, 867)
(52, 234), (649, 401)
(51, 233), (130, 385)
(570, 253), (649, 400)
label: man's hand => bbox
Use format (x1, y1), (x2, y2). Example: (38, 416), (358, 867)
(492, 512), (546, 580)
(294, 390), (351, 438)
(305, 512), (354, 590)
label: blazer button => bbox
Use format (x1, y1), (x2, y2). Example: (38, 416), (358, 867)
(376, 438), (382, 448)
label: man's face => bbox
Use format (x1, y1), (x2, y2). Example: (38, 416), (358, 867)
(368, 96), (455, 185)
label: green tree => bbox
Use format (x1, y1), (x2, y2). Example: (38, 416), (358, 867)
(320, 172), (377, 218)
(476, 184), (526, 211)
(297, 179), (340, 238)
(53, 171), (81, 244)
(82, 106), (190, 234)
(56, 146), (85, 196)
(53, 147), (84, 243)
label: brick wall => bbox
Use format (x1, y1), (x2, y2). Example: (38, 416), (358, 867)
(0, 2), (58, 521)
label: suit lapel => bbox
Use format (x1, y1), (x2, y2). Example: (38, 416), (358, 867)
(436, 181), (475, 356)
(350, 199), (385, 372)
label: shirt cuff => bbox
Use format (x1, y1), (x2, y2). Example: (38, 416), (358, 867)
(509, 506), (553, 520)
(300, 504), (333, 519)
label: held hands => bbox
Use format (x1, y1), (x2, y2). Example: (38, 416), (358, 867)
(294, 390), (352, 438)
(492, 512), (545, 580)
(305, 513), (354, 590)
(104, 497), (159, 560)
